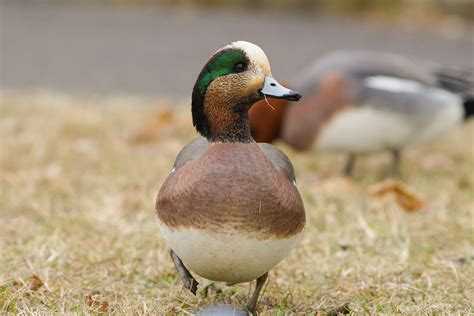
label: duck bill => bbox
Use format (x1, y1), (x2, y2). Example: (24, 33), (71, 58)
(258, 76), (301, 101)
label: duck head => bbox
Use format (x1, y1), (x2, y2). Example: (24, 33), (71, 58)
(192, 41), (301, 143)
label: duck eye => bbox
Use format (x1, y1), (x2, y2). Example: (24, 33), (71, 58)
(233, 62), (245, 73)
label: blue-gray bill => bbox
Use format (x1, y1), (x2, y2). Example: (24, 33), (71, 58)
(259, 76), (301, 101)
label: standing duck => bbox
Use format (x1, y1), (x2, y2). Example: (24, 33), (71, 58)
(156, 41), (305, 313)
(249, 51), (474, 176)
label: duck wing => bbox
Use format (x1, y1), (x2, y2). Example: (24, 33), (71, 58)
(295, 51), (472, 96)
(293, 51), (436, 96)
(306, 52), (465, 122)
(257, 142), (296, 185)
(172, 137), (210, 170)
(434, 66), (474, 95)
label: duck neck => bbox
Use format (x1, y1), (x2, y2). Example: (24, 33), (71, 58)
(209, 110), (254, 143)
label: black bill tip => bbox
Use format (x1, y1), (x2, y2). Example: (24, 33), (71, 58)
(284, 91), (302, 101)
(258, 90), (302, 101)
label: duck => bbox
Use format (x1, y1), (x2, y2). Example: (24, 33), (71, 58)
(155, 41), (305, 313)
(249, 51), (474, 176)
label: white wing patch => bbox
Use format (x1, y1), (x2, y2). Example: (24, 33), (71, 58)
(364, 76), (423, 93)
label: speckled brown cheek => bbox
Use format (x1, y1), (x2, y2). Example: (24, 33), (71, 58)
(204, 74), (250, 133)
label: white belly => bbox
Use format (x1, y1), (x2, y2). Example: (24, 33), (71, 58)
(159, 224), (302, 284)
(316, 102), (463, 153)
(316, 107), (413, 153)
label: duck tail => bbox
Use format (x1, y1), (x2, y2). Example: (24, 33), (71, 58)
(434, 67), (474, 120)
(463, 95), (474, 120)
(435, 67), (474, 94)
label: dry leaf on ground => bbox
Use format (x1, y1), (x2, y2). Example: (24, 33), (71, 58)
(85, 294), (110, 312)
(369, 180), (425, 212)
(28, 275), (44, 291)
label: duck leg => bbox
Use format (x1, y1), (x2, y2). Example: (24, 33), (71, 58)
(246, 272), (268, 314)
(390, 149), (401, 177)
(342, 153), (356, 176)
(170, 250), (199, 295)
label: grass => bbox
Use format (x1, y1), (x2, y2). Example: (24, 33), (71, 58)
(0, 92), (473, 314)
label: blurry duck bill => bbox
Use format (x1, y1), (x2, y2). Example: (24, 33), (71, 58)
(259, 76), (301, 101)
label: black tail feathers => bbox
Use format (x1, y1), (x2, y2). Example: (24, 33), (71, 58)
(435, 67), (474, 94)
(464, 95), (474, 120)
(434, 67), (474, 120)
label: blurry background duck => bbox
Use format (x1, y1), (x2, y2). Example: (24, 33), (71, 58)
(156, 41), (305, 314)
(249, 51), (474, 176)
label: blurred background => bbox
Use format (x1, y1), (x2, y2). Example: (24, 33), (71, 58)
(1, 0), (473, 98)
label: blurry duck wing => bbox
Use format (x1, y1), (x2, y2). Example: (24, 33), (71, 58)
(293, 51), (438, 94)
(299, 52), (462, 121)
(298, 51), (472, 96)
(355, 75), (461, 122)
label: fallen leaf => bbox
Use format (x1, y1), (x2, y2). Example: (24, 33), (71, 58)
(28, 275), (44, 291)
(369, 180), (424, 212)
(8, 275), (44, 291)
(85, 294), (110, 312)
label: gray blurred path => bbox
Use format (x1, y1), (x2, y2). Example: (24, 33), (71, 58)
(1, 2), (473, 98)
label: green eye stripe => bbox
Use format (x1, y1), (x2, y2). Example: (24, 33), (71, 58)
(197, 49), (247, 95)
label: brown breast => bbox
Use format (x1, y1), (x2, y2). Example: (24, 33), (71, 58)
(156, 143), (305, 239)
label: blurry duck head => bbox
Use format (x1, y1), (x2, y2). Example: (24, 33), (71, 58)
(191, 41), (301, 143)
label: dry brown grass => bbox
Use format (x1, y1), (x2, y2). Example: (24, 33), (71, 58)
(1, 92), (473, 314)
